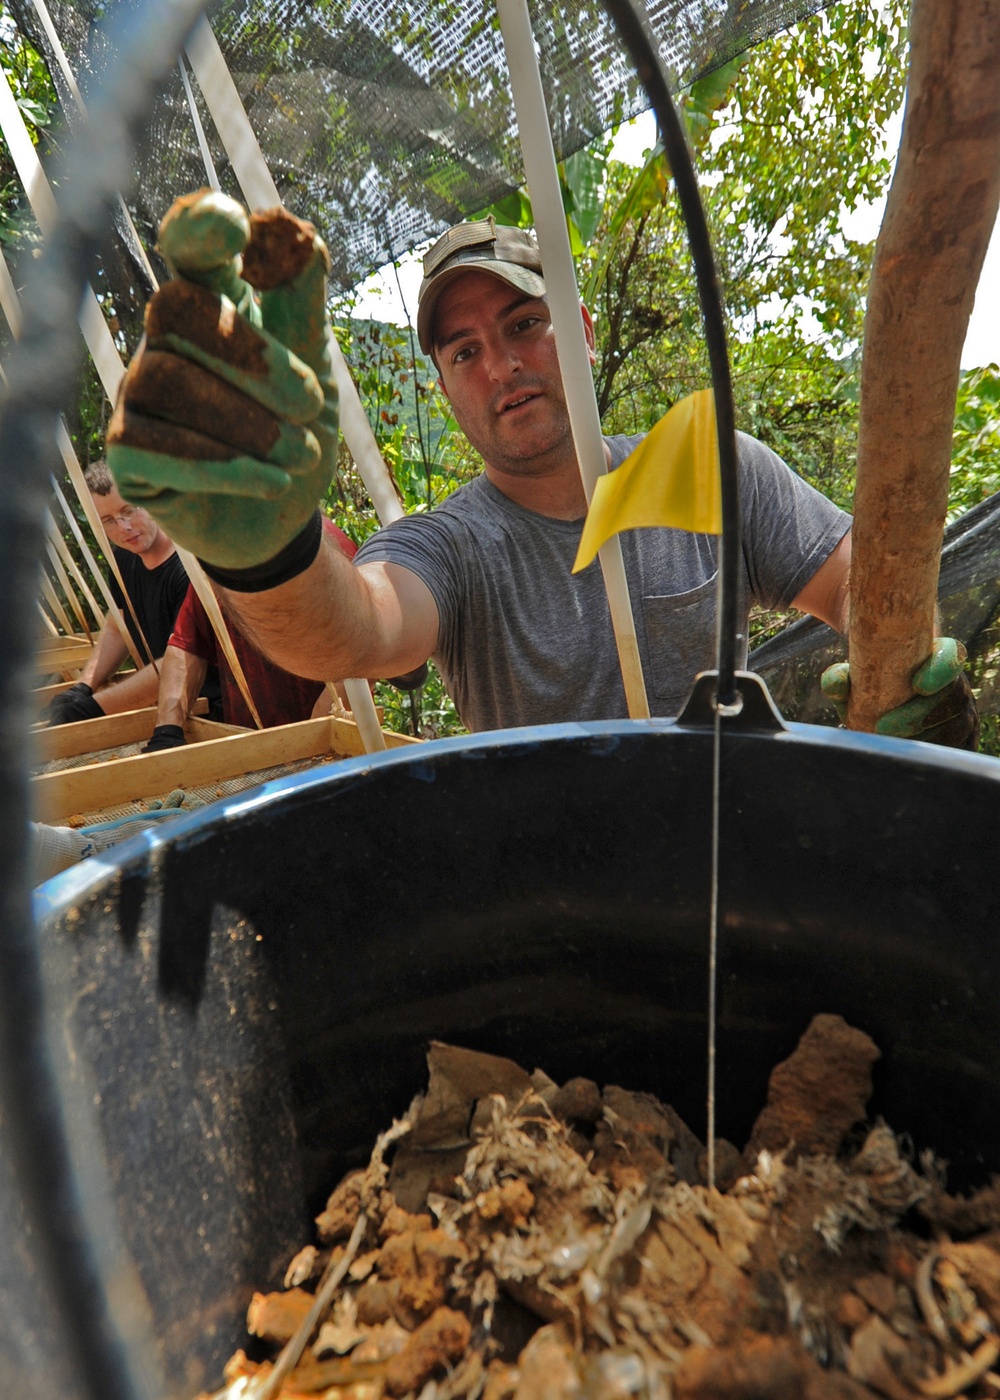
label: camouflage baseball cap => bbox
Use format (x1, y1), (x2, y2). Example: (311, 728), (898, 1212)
(416, 215), (545, 356)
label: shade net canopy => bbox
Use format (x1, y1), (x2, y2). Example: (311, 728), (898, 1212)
(10, 0), (837, 294)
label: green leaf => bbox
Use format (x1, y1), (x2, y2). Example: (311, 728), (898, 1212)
(16, 95), (50, 129)
(687, 57), (746, 115)
(475, 189), (533, 228)
(563, 146), (606, 245)
(580, 144), (670, 305)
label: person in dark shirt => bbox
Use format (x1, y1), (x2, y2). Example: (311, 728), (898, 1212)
(143, 519), (358, 749)
(44, 461), (191, 724)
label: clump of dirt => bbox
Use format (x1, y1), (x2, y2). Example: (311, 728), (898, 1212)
(197, 1017), (1000, 1400)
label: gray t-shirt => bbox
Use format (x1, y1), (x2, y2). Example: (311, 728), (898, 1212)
(357, 431), (850, 731)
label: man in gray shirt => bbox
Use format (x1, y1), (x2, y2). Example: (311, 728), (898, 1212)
(351, 220), (851, 730)
(355, 428), (849, 731)
(108, 199), (854, 734)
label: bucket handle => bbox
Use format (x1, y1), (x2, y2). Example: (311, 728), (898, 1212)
(600, 0), (747, 714)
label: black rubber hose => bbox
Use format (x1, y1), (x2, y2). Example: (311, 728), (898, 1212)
(0, 4), (207, 1398)
(599, 0), (742, 708)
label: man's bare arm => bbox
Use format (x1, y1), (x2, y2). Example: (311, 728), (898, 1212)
(791, 530), (851, 634)
(217, 531), (439, 683)
(80, 618), (164, 712)
(95, 662), (163, 715)
(156, 645), (208, 728)
(79, 623), (129, 690)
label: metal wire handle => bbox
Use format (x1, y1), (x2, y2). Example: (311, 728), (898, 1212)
(599, 0), (745, 1190)
(600, 0), (742, 708)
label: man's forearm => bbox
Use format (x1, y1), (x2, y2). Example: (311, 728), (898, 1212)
(96, 663), (162, 714)
(216, 533), (432, 683)
(156, 646), (208, 728)
(79, 623), (129, 689)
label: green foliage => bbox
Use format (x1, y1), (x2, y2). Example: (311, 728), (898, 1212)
(0, 3), (58, 249)
(561, 137), (613, 253)
(715, 3), (907, 339)
(733, 334), (860, 513)
(588, 1), (910, 497)
(0, 4), (130, 466)
(327, 304), (479, 736)
(472, 131), (616, 259)
(330, 306), (472, 518)
(374, 664), (467, 741)
(950, 365), (1000, 750)
(582, 57), (749, 310)
(977, 713), (1000, 759)
(948, 365), (1000, 520)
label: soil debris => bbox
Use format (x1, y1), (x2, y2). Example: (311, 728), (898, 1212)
(196, 1019), (1000, 1400)
(743, 1014), (881, 1167)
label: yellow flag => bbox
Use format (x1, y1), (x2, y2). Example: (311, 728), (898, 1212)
(573, 389), (722, 573)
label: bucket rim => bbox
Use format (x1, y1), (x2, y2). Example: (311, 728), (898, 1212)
(32, 714), (998, 918)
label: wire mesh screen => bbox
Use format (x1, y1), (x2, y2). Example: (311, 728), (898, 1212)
(10, 0), (837, 293)
(61, 755), (324, 827)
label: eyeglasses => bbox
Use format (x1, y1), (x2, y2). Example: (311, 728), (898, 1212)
(100, 505), (140, 529)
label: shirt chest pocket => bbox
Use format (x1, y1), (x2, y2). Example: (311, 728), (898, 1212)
(641, 574), (719, 705)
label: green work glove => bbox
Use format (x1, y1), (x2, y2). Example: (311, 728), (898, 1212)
(820, 638), (980, 751)
(107, 189), (338, 573)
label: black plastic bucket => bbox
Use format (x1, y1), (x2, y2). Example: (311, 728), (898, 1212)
(15, 692), (1000, 1397)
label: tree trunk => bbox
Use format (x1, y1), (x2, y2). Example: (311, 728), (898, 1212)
(847, 0), (1000, 733)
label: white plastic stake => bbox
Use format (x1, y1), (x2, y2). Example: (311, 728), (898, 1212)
(0, 67), (124, 398)
(0, 61), (272, 717)
(178, 53), (221, 190)
(0, 240), (147, 666)
(45, 531), (91, 637)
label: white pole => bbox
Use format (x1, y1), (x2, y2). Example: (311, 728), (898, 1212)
(0, 69), (124, 398)
(0, 239), (147, 666)
(496, 0), (650, 719)
(177, 53), (221, 191)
